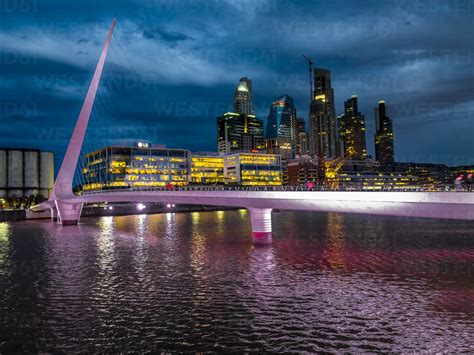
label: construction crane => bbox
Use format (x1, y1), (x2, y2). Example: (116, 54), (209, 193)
(302, 55), (313, 102)
(323, 155), (353, 189)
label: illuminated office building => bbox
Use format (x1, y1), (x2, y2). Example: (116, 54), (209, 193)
(287, 157), (420, 189)
(217, 112), (265, 154)
(266, 95), (298, 159)
(375, 100), (395, 164)
(338, 95), (367, 160)
(296, 118), (308, 156)
(224, 153), (282, 186)
(337, 163), (420, 190)
(82, 143), (191, 191)
(336, 114), (345, 158)
(191, 153), (224, 184)
(309, 68), (337, 160)
(233, 77), (253, 115)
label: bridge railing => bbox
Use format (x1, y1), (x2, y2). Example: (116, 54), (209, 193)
(79, 184), (473, 195)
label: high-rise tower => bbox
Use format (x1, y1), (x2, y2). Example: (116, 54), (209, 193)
(338, 95), (367, 160)
(308, 68), (337, 161)
(218, 77), (264, 153)
(265, 95), (298, 159)
(233, 77), (253, 115)
(296, 118), (308, 156)
(217, 112), (264, 154)
(374, 100), (394, 164)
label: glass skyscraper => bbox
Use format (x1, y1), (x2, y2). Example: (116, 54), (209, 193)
(265, 95), (298, 159)
(338, 95), (367, 160)
(233, 77), (253, 115)
(374, 100), (395, 164)
(217, 77), (264, 154)
(217, 112), (265, 154)
(309, 68), (337, 161)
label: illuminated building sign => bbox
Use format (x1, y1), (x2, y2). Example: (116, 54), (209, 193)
(135, 141), (150, 148)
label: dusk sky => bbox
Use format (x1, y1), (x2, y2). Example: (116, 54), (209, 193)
(1, 0), (473, 169)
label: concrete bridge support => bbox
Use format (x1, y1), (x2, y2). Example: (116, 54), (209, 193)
(50, 207), (58, 222)
(55, 201), (83, 226)
(248, 208), (273, 245)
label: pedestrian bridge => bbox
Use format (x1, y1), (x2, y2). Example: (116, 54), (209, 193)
(30, 17), (474, 244)
(32, 187), (474, 244)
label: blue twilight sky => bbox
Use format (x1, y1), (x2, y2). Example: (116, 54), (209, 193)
(1, 0), (473, 169)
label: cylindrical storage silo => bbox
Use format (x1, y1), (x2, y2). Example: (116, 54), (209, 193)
(7, 150), (23, 198)
(40, 152), (54, 199)
(24, 150), (39, 198)
(0, 149), (7, 198)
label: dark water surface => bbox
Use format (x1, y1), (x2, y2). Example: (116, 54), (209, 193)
(1, 210), (474, 352)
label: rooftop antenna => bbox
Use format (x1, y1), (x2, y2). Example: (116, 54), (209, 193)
(302, 55), (313, 102)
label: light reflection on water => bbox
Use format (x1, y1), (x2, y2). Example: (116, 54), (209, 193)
(0, 223), (10, 276)
(0, 210), (474, 352)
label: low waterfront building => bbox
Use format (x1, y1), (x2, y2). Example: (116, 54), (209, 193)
(0, 148), (54, 206)
(191, 153), (225, 185)
(224, 153), (282, 186)
(337, 170), (421, 190)
(287, 157), (422, 189)
(287, 157), (320, 185)
(390, 162), (452, 186)
(330, 159), (422, 190)
(82, 143), (191, 191)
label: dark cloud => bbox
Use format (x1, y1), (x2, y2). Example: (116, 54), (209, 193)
(141, 25), (194, 46)
(0, 0), (473, 170)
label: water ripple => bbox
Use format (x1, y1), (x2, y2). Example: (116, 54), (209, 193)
(0, 211), (474, 352)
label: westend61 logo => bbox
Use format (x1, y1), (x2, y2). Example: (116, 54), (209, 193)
(1, 0), (37, 13)
(396, 0), (474, 12)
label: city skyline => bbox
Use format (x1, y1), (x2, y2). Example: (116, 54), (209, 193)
(1, 0), (473, 167)
(2, 3), (474, 353)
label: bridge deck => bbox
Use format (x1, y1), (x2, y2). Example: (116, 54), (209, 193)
(32, 190), (474, 221)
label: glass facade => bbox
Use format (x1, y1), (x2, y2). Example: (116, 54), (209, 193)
(224, 153), (282, 186)
(309, 68), (338, 160)
(337, 171), (420, 190)
(217, 112), (265, 154)
(266, 95), (298, 160)
(82, 145), (191, 191)
(191, 155), (224, 184)
(338, 96), (367, 160)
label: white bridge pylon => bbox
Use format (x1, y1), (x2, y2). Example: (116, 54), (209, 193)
(31, 18), (474, 244)
(49, 17), (116, 225)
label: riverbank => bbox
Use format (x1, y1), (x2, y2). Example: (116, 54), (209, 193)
(0, 209), (26, 222)
(0, 204), (239, 222)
